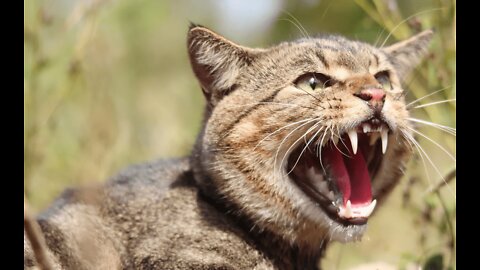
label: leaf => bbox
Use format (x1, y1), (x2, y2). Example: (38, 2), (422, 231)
(423, 253), (444, 270)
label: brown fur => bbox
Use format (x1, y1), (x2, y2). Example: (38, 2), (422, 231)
(25, 25), (433, 269)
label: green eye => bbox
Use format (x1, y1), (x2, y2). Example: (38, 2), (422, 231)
(294, 73), (334, 92)
(374, 71), (392, 90)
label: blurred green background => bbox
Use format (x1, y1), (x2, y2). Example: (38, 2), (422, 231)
(24, 0), (455, 269)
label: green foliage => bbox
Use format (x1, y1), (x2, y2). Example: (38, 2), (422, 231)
(24, 0), (455, 269)
(424, 253), (445, 270)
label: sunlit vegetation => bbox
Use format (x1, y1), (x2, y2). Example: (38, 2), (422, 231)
(24, 0), (455, 269)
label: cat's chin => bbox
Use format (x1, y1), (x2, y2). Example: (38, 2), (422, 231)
(286, 120), (389, 228)
(327, 222), (368, 243)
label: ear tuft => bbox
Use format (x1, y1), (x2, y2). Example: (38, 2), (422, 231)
(383, 29), (434, 80)
(188, 21), (204, 30)
(187, 25), (253, 106)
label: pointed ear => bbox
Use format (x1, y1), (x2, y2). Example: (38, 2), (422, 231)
(187, 24), (254, 106)
(383, 30), (434, 80)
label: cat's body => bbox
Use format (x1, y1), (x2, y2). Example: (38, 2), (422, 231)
(24, 24), (433, 269)
(25, 158), (279, 269)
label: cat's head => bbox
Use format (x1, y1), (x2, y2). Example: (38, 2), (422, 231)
(188, 24), (432, 247)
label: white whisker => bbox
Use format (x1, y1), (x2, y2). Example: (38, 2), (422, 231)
(286, 124), (325, 176)
(411, 98), (456, 109)
(282, 11), (311, 39)
(407, 126), (456, 161)
(380, 8), (444, 48)
(273, 119), (319, 180)
(407, 117), (456, 136)
(401, 130), (433, 191)
(316, 125), (332, 174)
(406, 86), (452, 108)
(333, 129), (351, 158)
(402, 130), (456, 198)
(254, 118), (315, 151)
(374, 27), (387, 47)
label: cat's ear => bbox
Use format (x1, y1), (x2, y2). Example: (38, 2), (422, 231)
(187, 24), (254, 106)
(383, 29), (434, 80)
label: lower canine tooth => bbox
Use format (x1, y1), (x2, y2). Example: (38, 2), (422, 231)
(364, 199), (377, 217)
(337, 199), (377, 219)
(338, 200), (353, 218)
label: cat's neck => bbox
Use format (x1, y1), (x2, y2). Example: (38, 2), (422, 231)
(250, 228), (327, 270)
(196, 179), (327, 270)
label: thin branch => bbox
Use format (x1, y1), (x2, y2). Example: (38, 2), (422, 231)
(428, 168), (456, 194)
(24, 197), (54, 270)
(431, 169), (456, 268)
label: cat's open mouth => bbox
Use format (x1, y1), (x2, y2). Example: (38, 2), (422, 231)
(287, 120), (389, 225)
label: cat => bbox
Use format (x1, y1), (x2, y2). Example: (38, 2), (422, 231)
(24, 23), (433, 269)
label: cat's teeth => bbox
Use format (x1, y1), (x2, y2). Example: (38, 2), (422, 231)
(327, 191), (334, 201)
(370, 125), (382, 132)
(307, 167), (323, 183)
(347, 130), (358, 154)
(306, 167), (316, 180)
(362, 124), (371, 133)
(316, 181), (329, 193)
(381, 128), (388, 154)
(337, 199), (377, 219)
(363, 199), (377, 217)
(338, 200), (353, 218)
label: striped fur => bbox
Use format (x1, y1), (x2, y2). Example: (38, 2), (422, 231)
(25, 25), (433, 269)
(190, 25), (431, 247)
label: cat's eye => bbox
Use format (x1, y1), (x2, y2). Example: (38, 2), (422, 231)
(294, 73), (335, 91)
(374, 71), (392, 90)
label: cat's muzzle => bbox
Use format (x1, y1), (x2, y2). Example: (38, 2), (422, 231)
(287, 120), (389, 225)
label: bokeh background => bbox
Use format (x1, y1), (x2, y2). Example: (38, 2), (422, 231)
(24, 0), (455, 269)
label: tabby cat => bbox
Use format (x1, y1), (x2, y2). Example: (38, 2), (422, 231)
(24, 24), (433, 269)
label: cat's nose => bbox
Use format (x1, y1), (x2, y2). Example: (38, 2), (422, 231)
(354, 88), (386, 111)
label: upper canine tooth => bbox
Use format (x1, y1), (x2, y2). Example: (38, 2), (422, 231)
(347, 130), (358, 154)
(381, 129), (388, 154)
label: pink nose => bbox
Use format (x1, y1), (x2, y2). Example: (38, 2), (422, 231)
(355, 88), (386, 102)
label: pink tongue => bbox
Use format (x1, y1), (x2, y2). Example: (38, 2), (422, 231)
(322, 144), (372, 206)
(344, 148), (372, 206)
